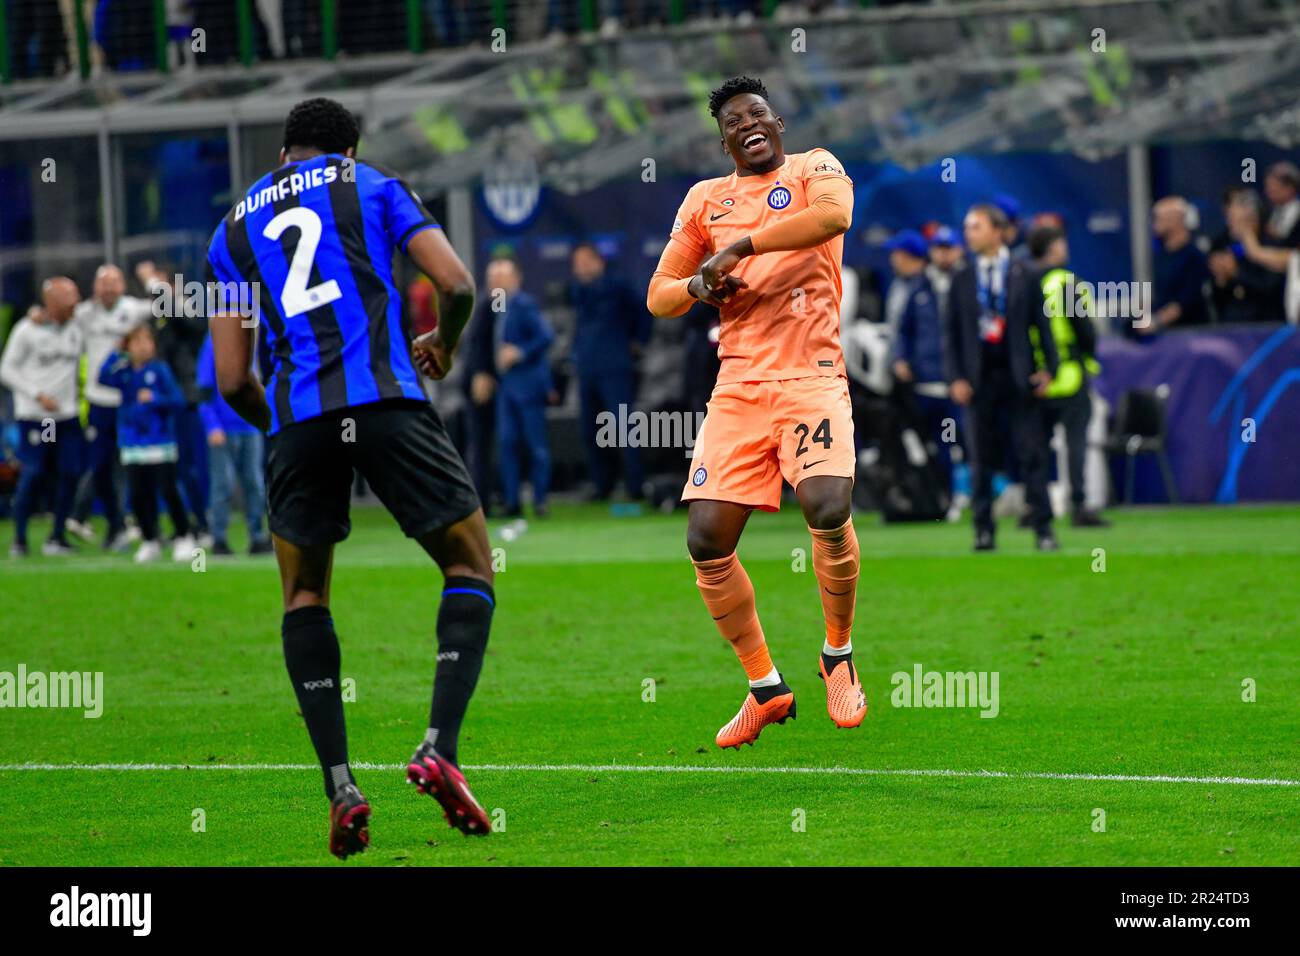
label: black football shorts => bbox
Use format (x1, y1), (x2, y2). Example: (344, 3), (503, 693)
(265, 398), (480, 547)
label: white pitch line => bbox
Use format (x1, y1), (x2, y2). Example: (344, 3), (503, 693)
(0, 762), (1296, 787)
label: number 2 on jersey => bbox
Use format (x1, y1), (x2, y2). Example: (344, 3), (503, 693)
(263, 207), (342, 318)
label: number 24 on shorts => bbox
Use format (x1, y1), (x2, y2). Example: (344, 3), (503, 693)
(794, 418), (832, 457)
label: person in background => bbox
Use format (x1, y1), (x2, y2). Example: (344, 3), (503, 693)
(98, 322), (195, 563)
(926, 224), (973, 517)
(197, 332), (271, 556)
(1264, 161), (1300, 248)
(140, 260), (211, 543)
(458, 286), (501, 512)
(945, 203), (1058, 552)
(994, 194), (1030, 260)
(1211, 186), (1254, 251)
(926, 224), (964, 320)
(682, 300), (722, 419)
(1228, 197), (1300, 322)
(1208, 191), (1285, 323)
(406, 273), (440, 338)
(490, 258), (555, 518)
(1026, 225), (1108, 528)
(0, 278), (85, 557)
(568, 241), (652, 501)
(68, 264), (152, 550)
(1147, 196), (1210, 334)
(12, 0), (70, 78)
(889, 230), (962, 495)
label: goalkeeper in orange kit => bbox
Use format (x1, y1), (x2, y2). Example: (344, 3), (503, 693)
(647, 77), (866, 748)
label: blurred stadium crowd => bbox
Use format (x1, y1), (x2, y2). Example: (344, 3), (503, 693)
(3, 0), (1299, 562)
(5, 157), (1298, 561)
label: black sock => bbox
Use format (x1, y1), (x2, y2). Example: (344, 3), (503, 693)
(751, 674), (789, 704)
(821, 650), (854, 679)
(427, 576), (494, 767)
(282, 605), (352, 800)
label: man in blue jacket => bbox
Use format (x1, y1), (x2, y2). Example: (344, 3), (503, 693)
(197, 332), (271, 556)
(888, 229), (960, 486)
(567, 242), (652, 500)
(490, 258), (555, 518)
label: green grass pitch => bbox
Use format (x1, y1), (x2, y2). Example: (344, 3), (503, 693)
(1, 503), (1297, 866)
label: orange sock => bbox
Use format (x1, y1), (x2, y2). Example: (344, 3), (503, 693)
(809, 517), (859, 648)
(693, 552), (774, 681)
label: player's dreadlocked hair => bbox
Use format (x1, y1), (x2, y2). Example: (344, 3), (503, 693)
(708, 76), (770, 120)
(283, 97), (361, 155)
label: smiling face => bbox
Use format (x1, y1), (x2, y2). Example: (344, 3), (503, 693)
(717, 92), (785, 176)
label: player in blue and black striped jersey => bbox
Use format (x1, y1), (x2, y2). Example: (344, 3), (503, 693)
(208, 97), (495, 857)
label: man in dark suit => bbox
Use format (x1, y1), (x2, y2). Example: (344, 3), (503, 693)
(490, 258), (555, 518)
(945, 203), (1059, 551)
(568, 242), (652, 500)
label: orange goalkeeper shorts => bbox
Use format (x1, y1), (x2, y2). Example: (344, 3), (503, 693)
(682, 375), (856, 512)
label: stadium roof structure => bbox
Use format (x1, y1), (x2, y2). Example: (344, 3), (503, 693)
(3, 0), (1300, 196)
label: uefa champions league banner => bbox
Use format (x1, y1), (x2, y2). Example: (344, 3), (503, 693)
(1094, 325), (1300, 504)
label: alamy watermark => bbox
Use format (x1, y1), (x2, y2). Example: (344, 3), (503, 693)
(1050, 279), (1152, 325)
(151, 275), (262, 328)
(890, 663), (999, 718)
(0, 665), (103, 718)
(50, 886), (150, 935)
(595, 404), (706, 458)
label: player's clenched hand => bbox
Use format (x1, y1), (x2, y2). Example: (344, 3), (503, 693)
(412, 329), (453, 380)
(698, 244), (749, 296)
(689, 272), (748, 307)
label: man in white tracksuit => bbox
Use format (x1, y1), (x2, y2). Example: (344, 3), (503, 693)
(68, 264), (152, 549)
(0, 277), (85, 557)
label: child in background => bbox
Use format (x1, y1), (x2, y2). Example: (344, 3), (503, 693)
(196, 332), (271, 556)
(98, 322), (195, 563)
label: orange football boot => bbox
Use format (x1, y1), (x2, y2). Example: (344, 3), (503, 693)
(819, 655), (867, 728)
(716, 680), (796, 749)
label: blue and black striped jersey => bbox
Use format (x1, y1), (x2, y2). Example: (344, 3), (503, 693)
(206, 154), (438, 434)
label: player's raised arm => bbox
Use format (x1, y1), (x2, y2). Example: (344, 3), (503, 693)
(698, 168), (853, 298)
(407, 227), (476, 380)
(749, 171), (852, 252)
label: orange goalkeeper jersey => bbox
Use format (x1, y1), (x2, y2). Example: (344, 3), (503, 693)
(650, 148), (853, 385)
